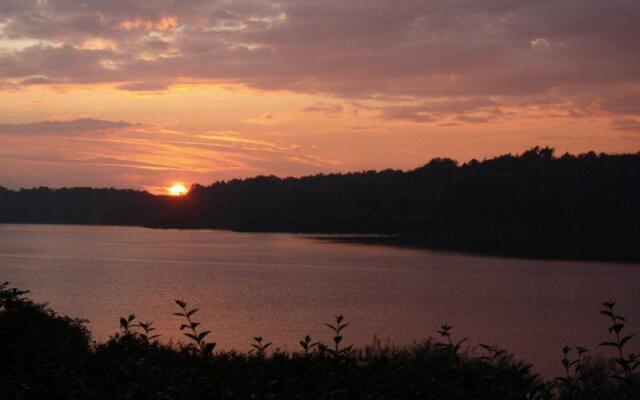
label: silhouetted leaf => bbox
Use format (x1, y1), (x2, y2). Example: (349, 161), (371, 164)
(187, 308), (198, 317)
(610, 323), (624, 334)
(198, 330), (210, 341)
(325, 323), (337, 332)
(620, 334), (635, 347)
(185, 333), (199, 342)
(599, 310), (614, 318)
(203, 342), (216, 355)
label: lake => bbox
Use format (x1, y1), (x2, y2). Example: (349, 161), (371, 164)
(1, 223), (638, 376)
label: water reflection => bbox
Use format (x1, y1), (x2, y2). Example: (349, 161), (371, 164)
(1, 224), (638, 376)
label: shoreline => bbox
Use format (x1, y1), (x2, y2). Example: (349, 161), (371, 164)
(2, 222), (639, 264)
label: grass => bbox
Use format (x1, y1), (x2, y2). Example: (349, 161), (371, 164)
(0, 281), (638, 399)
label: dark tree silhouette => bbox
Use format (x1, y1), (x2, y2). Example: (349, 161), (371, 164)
(1, 147), (639, 261)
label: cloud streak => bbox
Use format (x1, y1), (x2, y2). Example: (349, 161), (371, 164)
(0, 118), (135, 135)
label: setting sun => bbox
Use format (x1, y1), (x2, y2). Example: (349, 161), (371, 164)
(167, 183), (188, 196)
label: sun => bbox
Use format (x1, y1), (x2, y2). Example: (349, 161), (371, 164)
(167, 183), (188, 196)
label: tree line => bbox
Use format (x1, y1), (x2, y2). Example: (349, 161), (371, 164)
(1, 147), (639, 261)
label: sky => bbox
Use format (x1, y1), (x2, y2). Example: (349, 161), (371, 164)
(0, 0), (638, 193)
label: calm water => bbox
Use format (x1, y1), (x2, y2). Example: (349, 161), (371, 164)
(1, 224), (638, 376)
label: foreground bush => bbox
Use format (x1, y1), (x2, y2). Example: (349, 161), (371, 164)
(1, 282), (638, 399)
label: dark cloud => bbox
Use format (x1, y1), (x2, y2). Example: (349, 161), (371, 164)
(117, 81), (172, 91)
(456, 115), (493, 124)
(0, 152), (182, 171)
(0, 0), (638, 121)
(0, 45), (120, 82)
(379, 98), (500, 123)
(19, 76), (59, 85)
(601, 93), (640, 115)
(0, 0), (37, 15)
(0, 119), (135, 135)
(611, 118), (640, 132)
(302, 103), (344, 117)
(380, 106), (437, 123)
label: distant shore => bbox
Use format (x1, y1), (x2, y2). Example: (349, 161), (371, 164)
(309, 226), (640, 264)
(2, 221), (639, 263)
(3, 148), (639, 263)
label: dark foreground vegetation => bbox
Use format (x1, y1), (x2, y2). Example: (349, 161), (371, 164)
(1, 147), (639, 261)
(1, 282), (638, 399)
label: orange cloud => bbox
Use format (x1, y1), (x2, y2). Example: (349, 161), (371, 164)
(120, 16), (177, 31)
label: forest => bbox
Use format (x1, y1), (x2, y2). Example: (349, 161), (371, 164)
(1, 147), (639, 261)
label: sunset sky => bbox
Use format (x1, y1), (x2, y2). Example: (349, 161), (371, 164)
(1, 0), (638, 193)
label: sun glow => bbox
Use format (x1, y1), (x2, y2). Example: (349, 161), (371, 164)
(167, 183), (188, 196)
